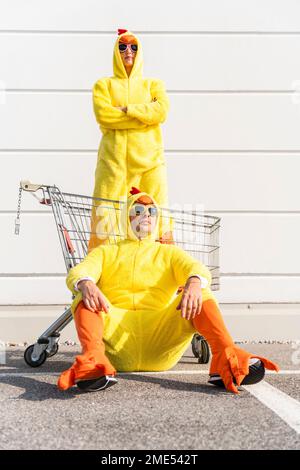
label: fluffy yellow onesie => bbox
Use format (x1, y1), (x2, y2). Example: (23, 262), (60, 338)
(66, 189), (214, 372)
(57, 189), (280, 393)
(88, 30), (172, 251)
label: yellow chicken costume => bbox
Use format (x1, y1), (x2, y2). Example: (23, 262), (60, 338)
(57, 188), (279, 394)
(88, 28), (173, 251)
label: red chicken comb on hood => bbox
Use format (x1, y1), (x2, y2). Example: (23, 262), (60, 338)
(118, 28), (128, 35)
(129, 187), (154, 205)
(130, 186), (141, 195)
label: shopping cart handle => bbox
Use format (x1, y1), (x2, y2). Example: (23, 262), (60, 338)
(20, 180), (44, 192)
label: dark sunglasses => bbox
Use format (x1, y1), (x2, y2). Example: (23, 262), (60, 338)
(129, 204), (158, 217)
(119, 43), (138, 53)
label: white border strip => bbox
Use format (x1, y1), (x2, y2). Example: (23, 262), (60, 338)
(243, 381), (300, 434)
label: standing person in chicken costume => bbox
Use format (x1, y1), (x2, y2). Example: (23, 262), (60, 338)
(57, 187), (279, 395)
(88, 28), (173, 251)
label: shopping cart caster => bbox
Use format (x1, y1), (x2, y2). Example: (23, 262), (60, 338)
(191, 334), (210, 364)
(24, 334), (60, 367)
(46, 342), (59, 358)
(24, 344), (47, 367)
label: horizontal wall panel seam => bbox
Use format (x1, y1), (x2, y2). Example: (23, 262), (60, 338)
(3, 90), (299, 94)
(3, 210), (300, 215)
(2, 31), (300, 35)
(2, 150), (300, 153)
(2, 274), (300, 278)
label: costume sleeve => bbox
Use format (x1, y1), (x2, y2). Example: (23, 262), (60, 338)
(73, 277), (95, 292)
(126, 79), (170, 125)
(171, 245), (212, 288)
(66, 246), (104, 296)
(188, 275), (209, 289)
(93, 79), (147, 130)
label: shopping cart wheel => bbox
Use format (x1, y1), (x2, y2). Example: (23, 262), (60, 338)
(197, 339), (210, 364)
(46, 343), (59, 358)
(24, 344), (47, 367)
(192, 334), (202, 357)
(191, 334), (210, 364)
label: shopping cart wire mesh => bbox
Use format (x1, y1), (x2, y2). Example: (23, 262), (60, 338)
(16, 181), (221, 290)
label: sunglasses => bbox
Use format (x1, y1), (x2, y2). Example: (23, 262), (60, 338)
(129, 204), (158, 218)
(119, 43), (138, 53)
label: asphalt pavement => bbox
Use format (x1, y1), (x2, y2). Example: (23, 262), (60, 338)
(0, 342), (299, 450)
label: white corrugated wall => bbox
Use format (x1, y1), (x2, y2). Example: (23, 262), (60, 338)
(1, 0), (300, 341)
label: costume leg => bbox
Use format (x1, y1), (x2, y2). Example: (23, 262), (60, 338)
(88, 141), (128, 252)
(138, 290), (279, 394)
(192, 299), (280, 394)
(139, 164), (168, 206)
(139, 164), (175, 244)
(87, 201), (121, 253)
(137, 292), (198, 372)
(57, 301), (117, 390)
(87, 204), (107, 252)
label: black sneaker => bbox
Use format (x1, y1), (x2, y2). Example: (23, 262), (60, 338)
(76, 374), (118, 392)
(208, 358), (265, 388)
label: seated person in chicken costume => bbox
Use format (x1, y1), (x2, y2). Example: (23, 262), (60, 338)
(88, 28), (173, 252)
(57, 187), (279, 394)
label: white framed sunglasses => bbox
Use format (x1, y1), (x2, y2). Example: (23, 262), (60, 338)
(119, 43), (138, 53)
(129, 204), (158, 218)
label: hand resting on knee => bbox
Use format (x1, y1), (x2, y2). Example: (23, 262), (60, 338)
(77, 280), (110, 314)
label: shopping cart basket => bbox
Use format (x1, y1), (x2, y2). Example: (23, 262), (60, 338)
(15, 180), (221, 368)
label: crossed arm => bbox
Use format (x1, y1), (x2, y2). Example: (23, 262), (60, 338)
(93, 78), (169, 130)
(126, 79), (170, 125)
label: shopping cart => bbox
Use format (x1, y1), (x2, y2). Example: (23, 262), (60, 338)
(15, 180), (221, 368)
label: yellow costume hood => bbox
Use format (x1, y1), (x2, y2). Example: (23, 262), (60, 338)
(120, 187), (160, 242)
(113, 30), (143, 79)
